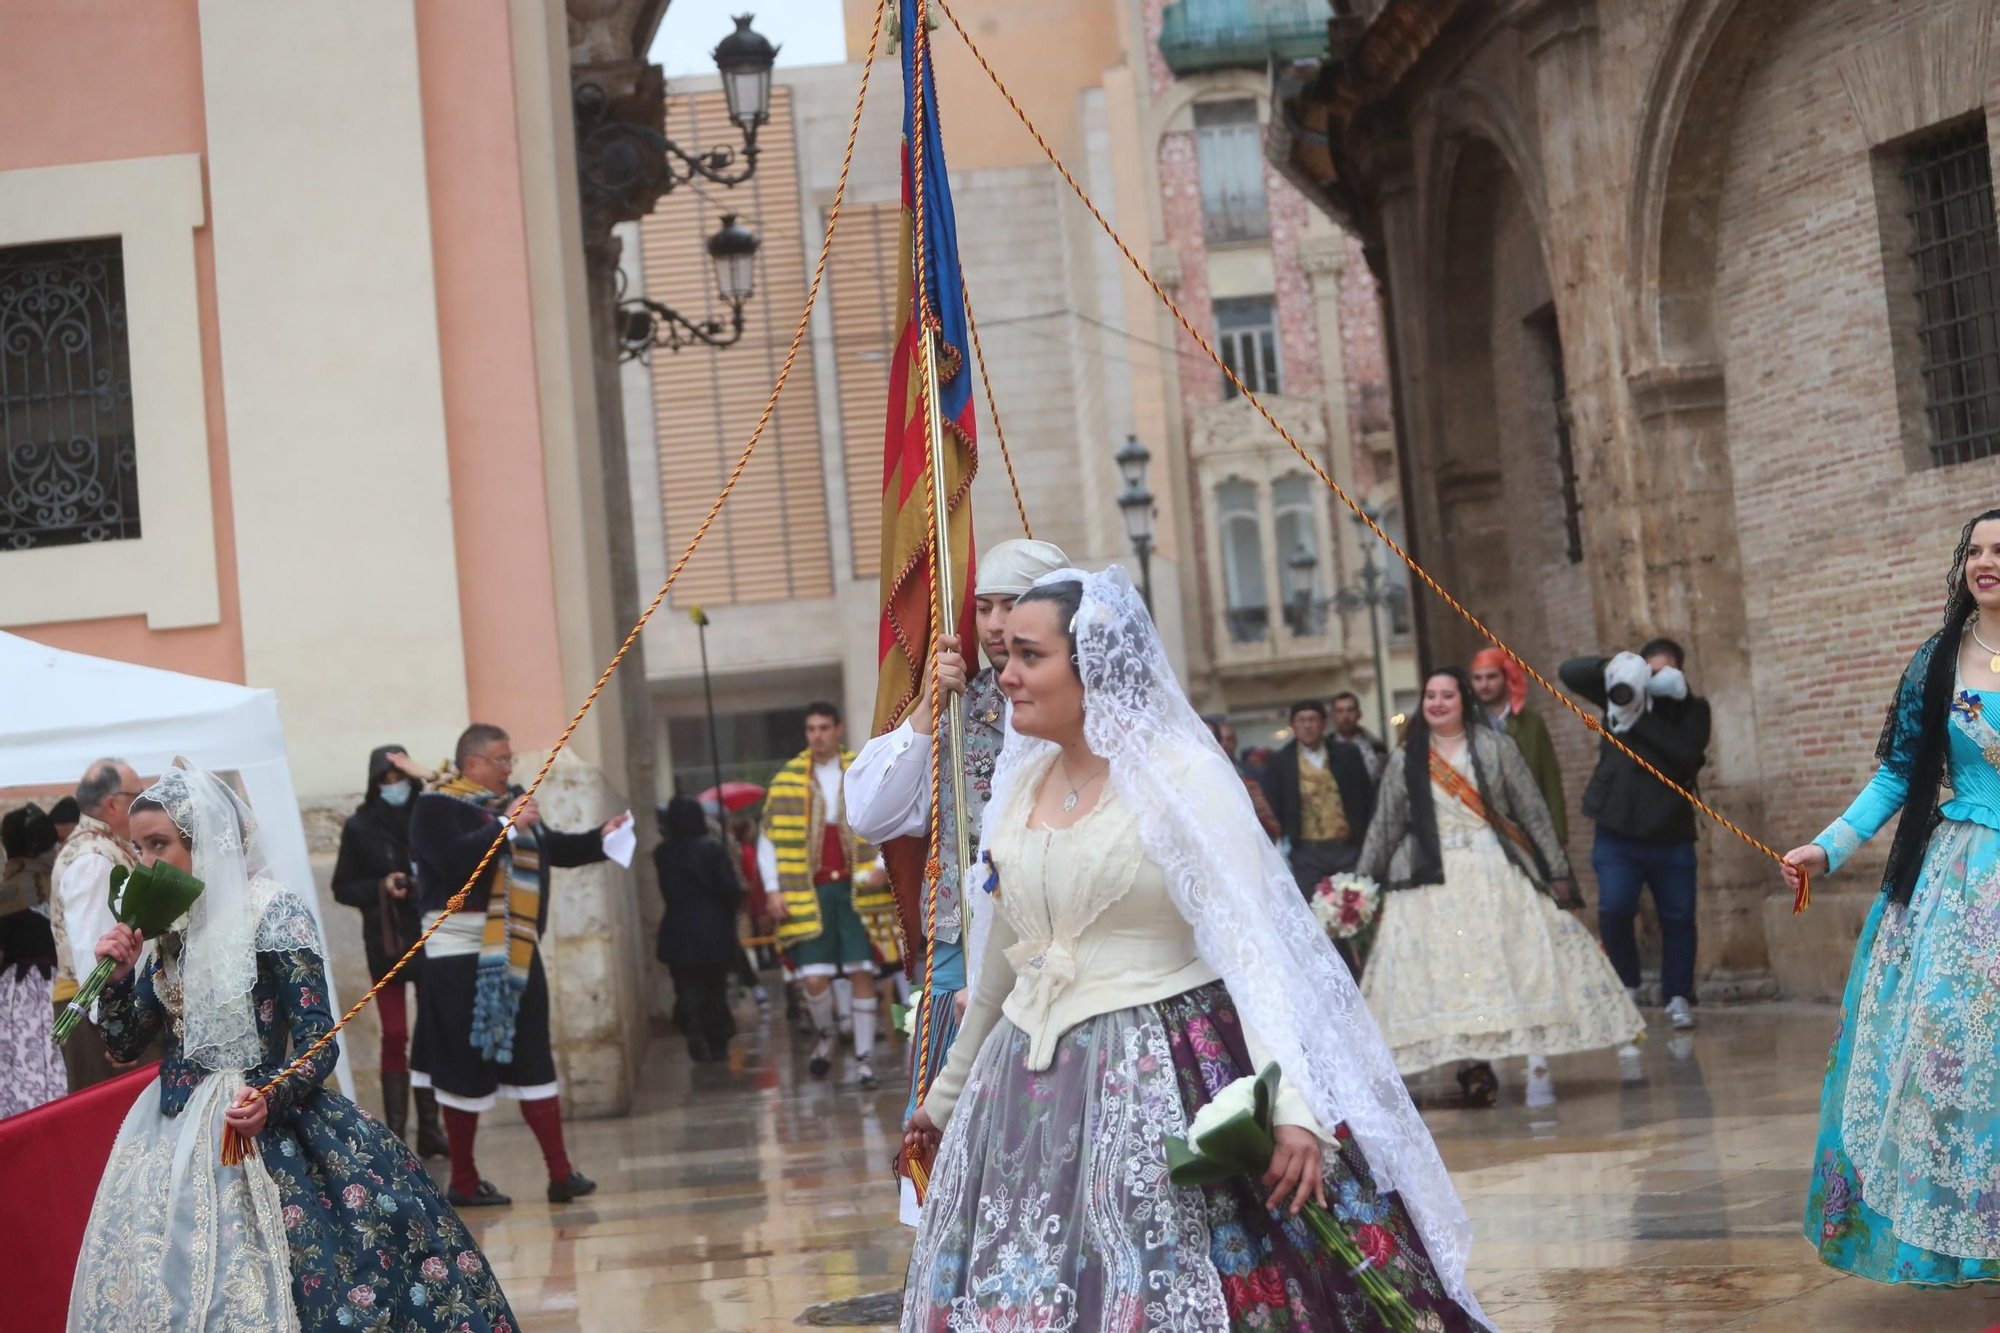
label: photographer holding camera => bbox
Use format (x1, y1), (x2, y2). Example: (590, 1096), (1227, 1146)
(1559, 640), (1711, 1030)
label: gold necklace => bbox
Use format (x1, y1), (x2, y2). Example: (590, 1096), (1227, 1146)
(1976, 620), (2000, 675)
(1058, 753), (1109, 813)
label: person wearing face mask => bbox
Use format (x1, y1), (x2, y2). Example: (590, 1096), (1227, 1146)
(1559, 639), (1711, 1032)
(331, 745), (446, 1158)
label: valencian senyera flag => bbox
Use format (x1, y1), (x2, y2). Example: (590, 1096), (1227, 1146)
(872, 0), (978, 961)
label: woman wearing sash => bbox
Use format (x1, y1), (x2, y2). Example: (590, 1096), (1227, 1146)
(1355, 667), (1642, 1107)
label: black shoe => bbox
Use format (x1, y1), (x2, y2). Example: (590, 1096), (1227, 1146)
(447, 1181), (511, 1208)
(809, 1029), (833, 1079)
(854, 1056), (878, 1089)
(548, 1170), (597, 1204)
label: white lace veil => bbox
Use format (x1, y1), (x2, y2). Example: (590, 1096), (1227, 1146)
(138, 760), (321, 1072)
(970, 567), (1485, 1321)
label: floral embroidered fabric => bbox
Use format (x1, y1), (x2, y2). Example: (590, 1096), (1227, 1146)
(1808, 665), (2000, 1279)
(903, 981), (1489, 1332)
(1359, 754), (1641, 1075)
(78, 940), (518, 1332)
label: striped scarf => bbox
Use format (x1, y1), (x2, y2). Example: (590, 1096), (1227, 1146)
(431, 769), (541, 1063)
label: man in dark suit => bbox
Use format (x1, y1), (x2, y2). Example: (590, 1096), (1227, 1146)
(1266, 698), (1376, 896)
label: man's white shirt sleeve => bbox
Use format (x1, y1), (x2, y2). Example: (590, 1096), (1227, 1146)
(756, 833), (779, 898)
(60, 852), (117, 1001)
(843, 719), (935, 845)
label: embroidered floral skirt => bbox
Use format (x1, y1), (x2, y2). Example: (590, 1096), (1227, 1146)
(1360, 837), (1643, 1076)
(70, 1069), (519, 1332)
(902, 981), (1490, 1333)
(0, 960), (64, 1118)
(1807, 819), (2000, 1285)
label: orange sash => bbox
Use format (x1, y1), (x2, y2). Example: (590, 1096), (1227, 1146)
(1429, 748), (1536, 860)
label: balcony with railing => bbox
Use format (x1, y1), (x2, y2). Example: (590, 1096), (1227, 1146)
(1158, 0), (1330, 77)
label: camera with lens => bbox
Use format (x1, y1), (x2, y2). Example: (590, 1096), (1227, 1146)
(1607, 681), (1637, 707)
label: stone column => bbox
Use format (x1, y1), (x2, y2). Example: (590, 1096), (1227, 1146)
(1515, 0), (1771, 995)
(1366, 138), (1441, 675)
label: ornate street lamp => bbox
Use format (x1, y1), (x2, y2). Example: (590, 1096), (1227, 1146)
(1115, 434), (1157, 613)
(617, 214), (761, 362)
(575, 11), (778, 290)
(1287, 543), (1321, 638)
(1333, 504), (1409, 745)
(714, 14), (780, 133)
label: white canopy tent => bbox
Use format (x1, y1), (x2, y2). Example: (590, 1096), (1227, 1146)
(0, 630), (353, 1097)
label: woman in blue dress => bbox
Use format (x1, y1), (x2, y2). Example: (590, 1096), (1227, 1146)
(67, 760), (519, 1332)
(1783, 507), (2000, 1285)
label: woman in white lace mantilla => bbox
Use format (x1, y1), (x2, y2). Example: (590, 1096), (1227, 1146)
(1352, 666), (1643, 1108)
(899, 567), (1491, 1333)
(68, 760), (517, 1333)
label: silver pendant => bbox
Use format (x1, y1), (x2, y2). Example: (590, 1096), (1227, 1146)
(1062, 791), (1079, 813)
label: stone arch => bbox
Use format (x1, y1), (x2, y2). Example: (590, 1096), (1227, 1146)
(1419, 130), (1588, 672)
(1146, 69), (1271, 147)
(1625, 0), (1813, 375)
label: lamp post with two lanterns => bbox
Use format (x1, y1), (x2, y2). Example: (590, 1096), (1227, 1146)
(576, 14), (781, 361)
(1114, 434), (1157, 614)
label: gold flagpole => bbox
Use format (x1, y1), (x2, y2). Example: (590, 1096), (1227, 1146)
(921, 326), (975, 889)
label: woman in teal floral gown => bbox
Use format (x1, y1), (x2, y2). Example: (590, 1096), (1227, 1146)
(1784, 508), (2000, 1285)
(67, 761), (518, 1332)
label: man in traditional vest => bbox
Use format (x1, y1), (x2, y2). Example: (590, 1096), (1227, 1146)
(1267, 698), (1377, 896)
(845, 539), (1069, 1133)
(49, 758), (145, 1091)
(760, 702), (888, 1086)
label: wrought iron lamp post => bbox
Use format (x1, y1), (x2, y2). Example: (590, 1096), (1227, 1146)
(689, 605), (726, 809)
(1332, 505), (1407, 746)
(1115, 434), (1157, 613)
(616, 213), (761, 361)
(577, 14), (778, 359)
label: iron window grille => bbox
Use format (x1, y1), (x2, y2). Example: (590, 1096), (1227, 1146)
(1901, 121), (2000, 468)
(1, 237), (139, 550)
(1216, 296), (1282, 398)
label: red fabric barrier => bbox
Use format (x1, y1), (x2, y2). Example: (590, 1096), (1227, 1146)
(0, 1064), (157, 1333)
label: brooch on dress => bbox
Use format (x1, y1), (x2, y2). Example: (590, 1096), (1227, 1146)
(1954, 690), (1986, 723)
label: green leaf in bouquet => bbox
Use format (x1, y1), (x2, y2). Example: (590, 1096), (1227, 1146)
(1164, 1135), (1243, 1187)
(1254, 1061), (1281, 1134)
(109, 861), (206, 938)
(1191, 1104), (1275, 1174)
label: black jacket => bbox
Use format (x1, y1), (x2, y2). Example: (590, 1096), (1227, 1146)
(1558, 655), (1712, 843)
(409, 790), (608, 930)
(1265, 739), (1375, 848)
(332, 796), (424, 983)
(653, 834), (744, 971)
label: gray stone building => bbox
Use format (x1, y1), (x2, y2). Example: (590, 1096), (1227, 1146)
(1275, 0), (2000, 999)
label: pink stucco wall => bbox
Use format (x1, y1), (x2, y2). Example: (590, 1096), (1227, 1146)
(3, 0), (577, 749)
(412, 0), (571, 745)
(0, 0), (248, 684)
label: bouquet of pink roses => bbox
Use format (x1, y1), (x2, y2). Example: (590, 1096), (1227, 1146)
(1310, 872), (1380, 941)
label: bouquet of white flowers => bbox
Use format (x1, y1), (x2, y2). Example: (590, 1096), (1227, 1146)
(893, 988), (924, 1039)
(1310, 872), (1380, 941)
(1167, 1064), (1418, 1331)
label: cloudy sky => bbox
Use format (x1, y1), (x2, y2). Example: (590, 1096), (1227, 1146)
(650, 0), (848, 79)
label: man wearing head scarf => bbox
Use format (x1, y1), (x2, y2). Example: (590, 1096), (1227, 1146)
(845, 537), (1068, 1215)
(1470, 648), (1567, 846)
